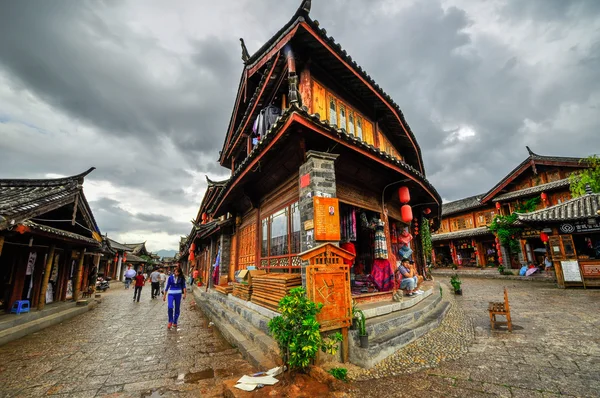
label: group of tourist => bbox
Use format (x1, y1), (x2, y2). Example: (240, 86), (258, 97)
(122, 264), (187, 330)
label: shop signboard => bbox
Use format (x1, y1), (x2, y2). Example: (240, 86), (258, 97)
(560, 221), (600, 234)
(582, 263), (600, 278)
(313, 197), (340, 241)
(522, 229), (542, 238)
(561, 260), (582, 282)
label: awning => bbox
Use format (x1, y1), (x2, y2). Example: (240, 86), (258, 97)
(18, 220), (101, 247)
(431, 226), (493, 242)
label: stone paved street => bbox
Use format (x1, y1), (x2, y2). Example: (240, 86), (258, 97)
(0, 284), (256, 397)
(351, 279), (600, 397)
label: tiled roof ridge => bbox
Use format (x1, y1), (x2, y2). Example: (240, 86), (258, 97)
(0, 167), (95, 187)
(492, 178), (571, 202)
(516, 193), (600, 218)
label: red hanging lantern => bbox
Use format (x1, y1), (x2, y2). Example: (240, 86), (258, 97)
(541, 192), (548, 202)
(498, 256), (503, 263)
(189, 251), (195, 262)
(114, 254), (118, 263)
(495, 202), (501, 210)
(202, 212), (208, 224)
(540, 232), (549, 243)
(495, 237), (499, 244)
(401, 204), (413, 223)
(123, 252), (127, 263)
(424, 208), (431, 215)
(190, 243), (196, 252)
(398, 186), (410, 204)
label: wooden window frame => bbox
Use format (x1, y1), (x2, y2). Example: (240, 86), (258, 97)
(258, 200), (301, 273)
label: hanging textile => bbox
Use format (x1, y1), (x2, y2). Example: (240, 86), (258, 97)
(212, 247), (221, 286)
(374, 220), (388, 259)
(371, 258), (394, 292)
(340, 206), (357, 241)
(340, 241), (356, 265)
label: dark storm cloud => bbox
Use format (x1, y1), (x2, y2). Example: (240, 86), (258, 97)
(91, 197), (189, 236)
(307, 0), (600, 200)
(0, 1), (237, 157)
(0, 0), (599, 247)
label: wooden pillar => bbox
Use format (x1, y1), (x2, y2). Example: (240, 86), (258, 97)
(32, 251), (45, 307)
(476, 241), (486, 266)
(341, 327), (349, 363)
(73, 249), (85, 301)
(38, 245), (56, 310)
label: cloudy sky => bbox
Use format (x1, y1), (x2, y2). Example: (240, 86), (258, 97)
(1, 0), (599, 252)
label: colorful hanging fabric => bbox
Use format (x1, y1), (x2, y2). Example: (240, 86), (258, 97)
(374, 220), (388, 259)
(371, 258), (394, 291)
(340, 241), (356, 265)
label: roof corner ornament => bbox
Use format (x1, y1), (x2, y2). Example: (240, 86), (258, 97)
(526, 146), (535, 157)
(301, 0), (311, 13)
(240, 38), (250, 63)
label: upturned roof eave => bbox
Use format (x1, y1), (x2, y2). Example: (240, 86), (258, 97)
(209, 106), (441, 217)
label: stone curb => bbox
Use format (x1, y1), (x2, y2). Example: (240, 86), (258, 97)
(0, 300), (98, 346)
(432, 270), (557, 283)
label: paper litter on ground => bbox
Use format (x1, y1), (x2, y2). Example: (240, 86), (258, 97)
(236, 375), (279, 385)
(234, 366), (282, 391)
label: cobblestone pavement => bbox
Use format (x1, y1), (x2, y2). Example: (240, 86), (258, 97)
(0, 284), (256, 397)
(347, 283), (473, 381)
(351, 279), (600, 397)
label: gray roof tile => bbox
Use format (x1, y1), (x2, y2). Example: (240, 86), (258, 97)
(517, 194), (600, 223)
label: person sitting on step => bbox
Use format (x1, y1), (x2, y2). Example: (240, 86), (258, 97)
(398, 258), (418, 297)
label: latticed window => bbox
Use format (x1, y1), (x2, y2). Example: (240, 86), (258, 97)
(348, 112), (355, 136)
(238, 223), (256, 269)
(329, 96), (337, 126)
(259, 201), (301, 272)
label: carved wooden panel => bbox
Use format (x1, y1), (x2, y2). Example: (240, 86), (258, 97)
(238, 223), (256, 269)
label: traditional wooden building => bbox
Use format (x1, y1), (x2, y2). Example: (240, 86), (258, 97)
(432, 147), (590, 268)
(187, 1), (442, 304)
(517, 191), (600, 288)
(0, 169), (103, 312)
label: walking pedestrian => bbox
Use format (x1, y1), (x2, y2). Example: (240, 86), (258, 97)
(149, 267), (161, 299)
(133, 271), (145, 302)
(159, 268), (167, 296)
(124, 265), (136, 289)
(163, 266), (187, 330)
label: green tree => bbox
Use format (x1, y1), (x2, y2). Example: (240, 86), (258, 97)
(569, 155), (600, 197)
(488, 197), (540, 261)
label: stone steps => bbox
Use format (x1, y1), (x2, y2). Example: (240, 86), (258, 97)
(193, 289), (280, 370)
(349, 283), (451, 368)
(359, 292), (442, 342)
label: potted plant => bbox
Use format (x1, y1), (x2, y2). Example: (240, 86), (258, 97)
(450, 274), (462, 295)
(350, 300), (359, 330)
(357, 309), (368, 348)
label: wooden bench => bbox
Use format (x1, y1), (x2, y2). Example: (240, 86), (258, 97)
(488, 287), (512, 332)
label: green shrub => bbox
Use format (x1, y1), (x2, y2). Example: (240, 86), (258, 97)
(327, 367), (348, 381)
(450, 274), (462, 291)
(268, 287), (343, 371)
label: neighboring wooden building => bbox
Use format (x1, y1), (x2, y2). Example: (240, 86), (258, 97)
(0, 169), (103, 311)
(186, 2), (442, 304)
(517, 192), (600, 288)
(432, 147), (590, 268)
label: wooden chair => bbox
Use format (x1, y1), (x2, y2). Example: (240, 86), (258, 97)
(488, 287), (512, 332)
